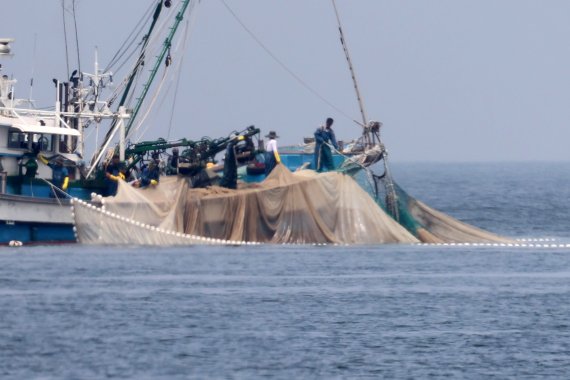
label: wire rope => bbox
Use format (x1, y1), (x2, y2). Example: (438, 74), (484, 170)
(61, 0), (71, 78)
(218, 0), (362, 127)
(167, 17), (194, 140)
(72, 0), (81, 74)
(104, 1), (157, 72)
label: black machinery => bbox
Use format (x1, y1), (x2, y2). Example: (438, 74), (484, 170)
(124, 125), (261, 176)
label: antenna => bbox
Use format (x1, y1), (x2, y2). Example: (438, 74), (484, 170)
(29, 34), (37, 101)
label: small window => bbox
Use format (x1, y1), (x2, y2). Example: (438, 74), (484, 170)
(7, 129), (28, 149)
(32, 133), (54, 152)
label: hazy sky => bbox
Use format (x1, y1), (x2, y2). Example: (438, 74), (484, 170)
(3, 0), (570, 162)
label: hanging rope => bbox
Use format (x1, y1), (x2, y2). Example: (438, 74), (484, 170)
(218, 0), (362, 127)
(61, 0), (70, 78)
(167, 17), (193, 140)
(131, 70), (169, 141)
(72, 0), (81, 74)
(28, 34), (37, 102)
(104, 1), (156, 73)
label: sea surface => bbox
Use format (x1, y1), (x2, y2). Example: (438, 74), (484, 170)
(1, 162), (570, 379)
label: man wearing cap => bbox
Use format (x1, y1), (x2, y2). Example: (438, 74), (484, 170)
(264, 131), (281, 176)
(314, 117), (338, 172)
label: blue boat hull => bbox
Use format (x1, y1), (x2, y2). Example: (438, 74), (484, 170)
(0, 221), (75, 245)
(0, 193), (75, 245)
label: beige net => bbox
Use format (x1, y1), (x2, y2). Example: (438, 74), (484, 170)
(406, 198), (514, 244)
(73, 164), (419, 245)
(72, 197), (248, 245)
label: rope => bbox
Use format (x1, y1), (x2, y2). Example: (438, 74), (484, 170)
(325, 142), (369, 172)
(324, 141), (377, 191)
(132, 71), (169, 141)
(324, 140), (399, 220)
(38, 177), (71, 205)
(133, 4), (198, 142)
(218, 0), (362, 127)
(61, 0), (70, 78)
(104, 2), (156, 72)
(72, 0), (81, 74)
(167, 17), (193, 140)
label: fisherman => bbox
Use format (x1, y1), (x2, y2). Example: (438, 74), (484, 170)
(20, 144), (40, 179)
(166, 147), (180, 175)
(104, 154), (124, 196)
(119, 161), (134, 183)
(314, 117), (338, 172)
(38, 154), (69, 198)
(220, 135), (244, 189)
(264, 130), (281, 176)
(134, 159), (159, 188)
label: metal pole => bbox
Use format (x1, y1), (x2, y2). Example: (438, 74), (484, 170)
(119, 106), (126, 161)
(124, 0), (192, 138)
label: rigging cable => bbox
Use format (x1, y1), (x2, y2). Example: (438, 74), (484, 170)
(134, 10), (196, 142)
(132, 70), (169, 142)
(72, 0), (81, 74)
(123, 0), (197, 139)
(167, 16), (194, 140)
(104, 1), (156, 72)
(61, 0), (70, 78)
(218, 0), (362, 127)
(28, 33), (37, 102)
(88, 0), (197, 167)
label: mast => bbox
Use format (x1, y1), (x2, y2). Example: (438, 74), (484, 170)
(331, 1), (399, 219)
(94, 0), (165, 161)
(331, 0), (370, 145)
(124, 0), (191, 138)
(88, 0), (192, 171)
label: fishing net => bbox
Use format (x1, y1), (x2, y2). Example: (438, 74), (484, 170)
(73, 164), (419, 245)
(72, 196), (241, 246)
(73, 143), (512, 245)
(347, 153), (514, 244)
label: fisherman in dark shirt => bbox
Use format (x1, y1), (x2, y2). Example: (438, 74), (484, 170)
(104, 154), (123, 196)
(134, 159), (160, 188)
(314, 117), (338, 172)
(167, 147), (179, 175)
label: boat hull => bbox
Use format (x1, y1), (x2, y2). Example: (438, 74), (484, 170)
(0, 193), (75, 244)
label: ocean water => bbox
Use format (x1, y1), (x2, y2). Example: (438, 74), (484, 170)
(1, 162), (570, 379)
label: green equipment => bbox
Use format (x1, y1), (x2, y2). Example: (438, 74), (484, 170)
(124, 125), (261, 175)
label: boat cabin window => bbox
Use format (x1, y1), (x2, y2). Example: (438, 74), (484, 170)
(7, 129), (54, 152)
(7, 129), (28, 149)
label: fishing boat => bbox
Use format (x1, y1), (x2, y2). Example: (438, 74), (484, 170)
(0, 1), (193, 244)
(0, 0), (365, 245)
(1, 1), (513, 246)
(72, 0), (512, 246)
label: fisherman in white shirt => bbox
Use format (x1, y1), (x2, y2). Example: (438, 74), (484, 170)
(264, 131), (281, 176)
